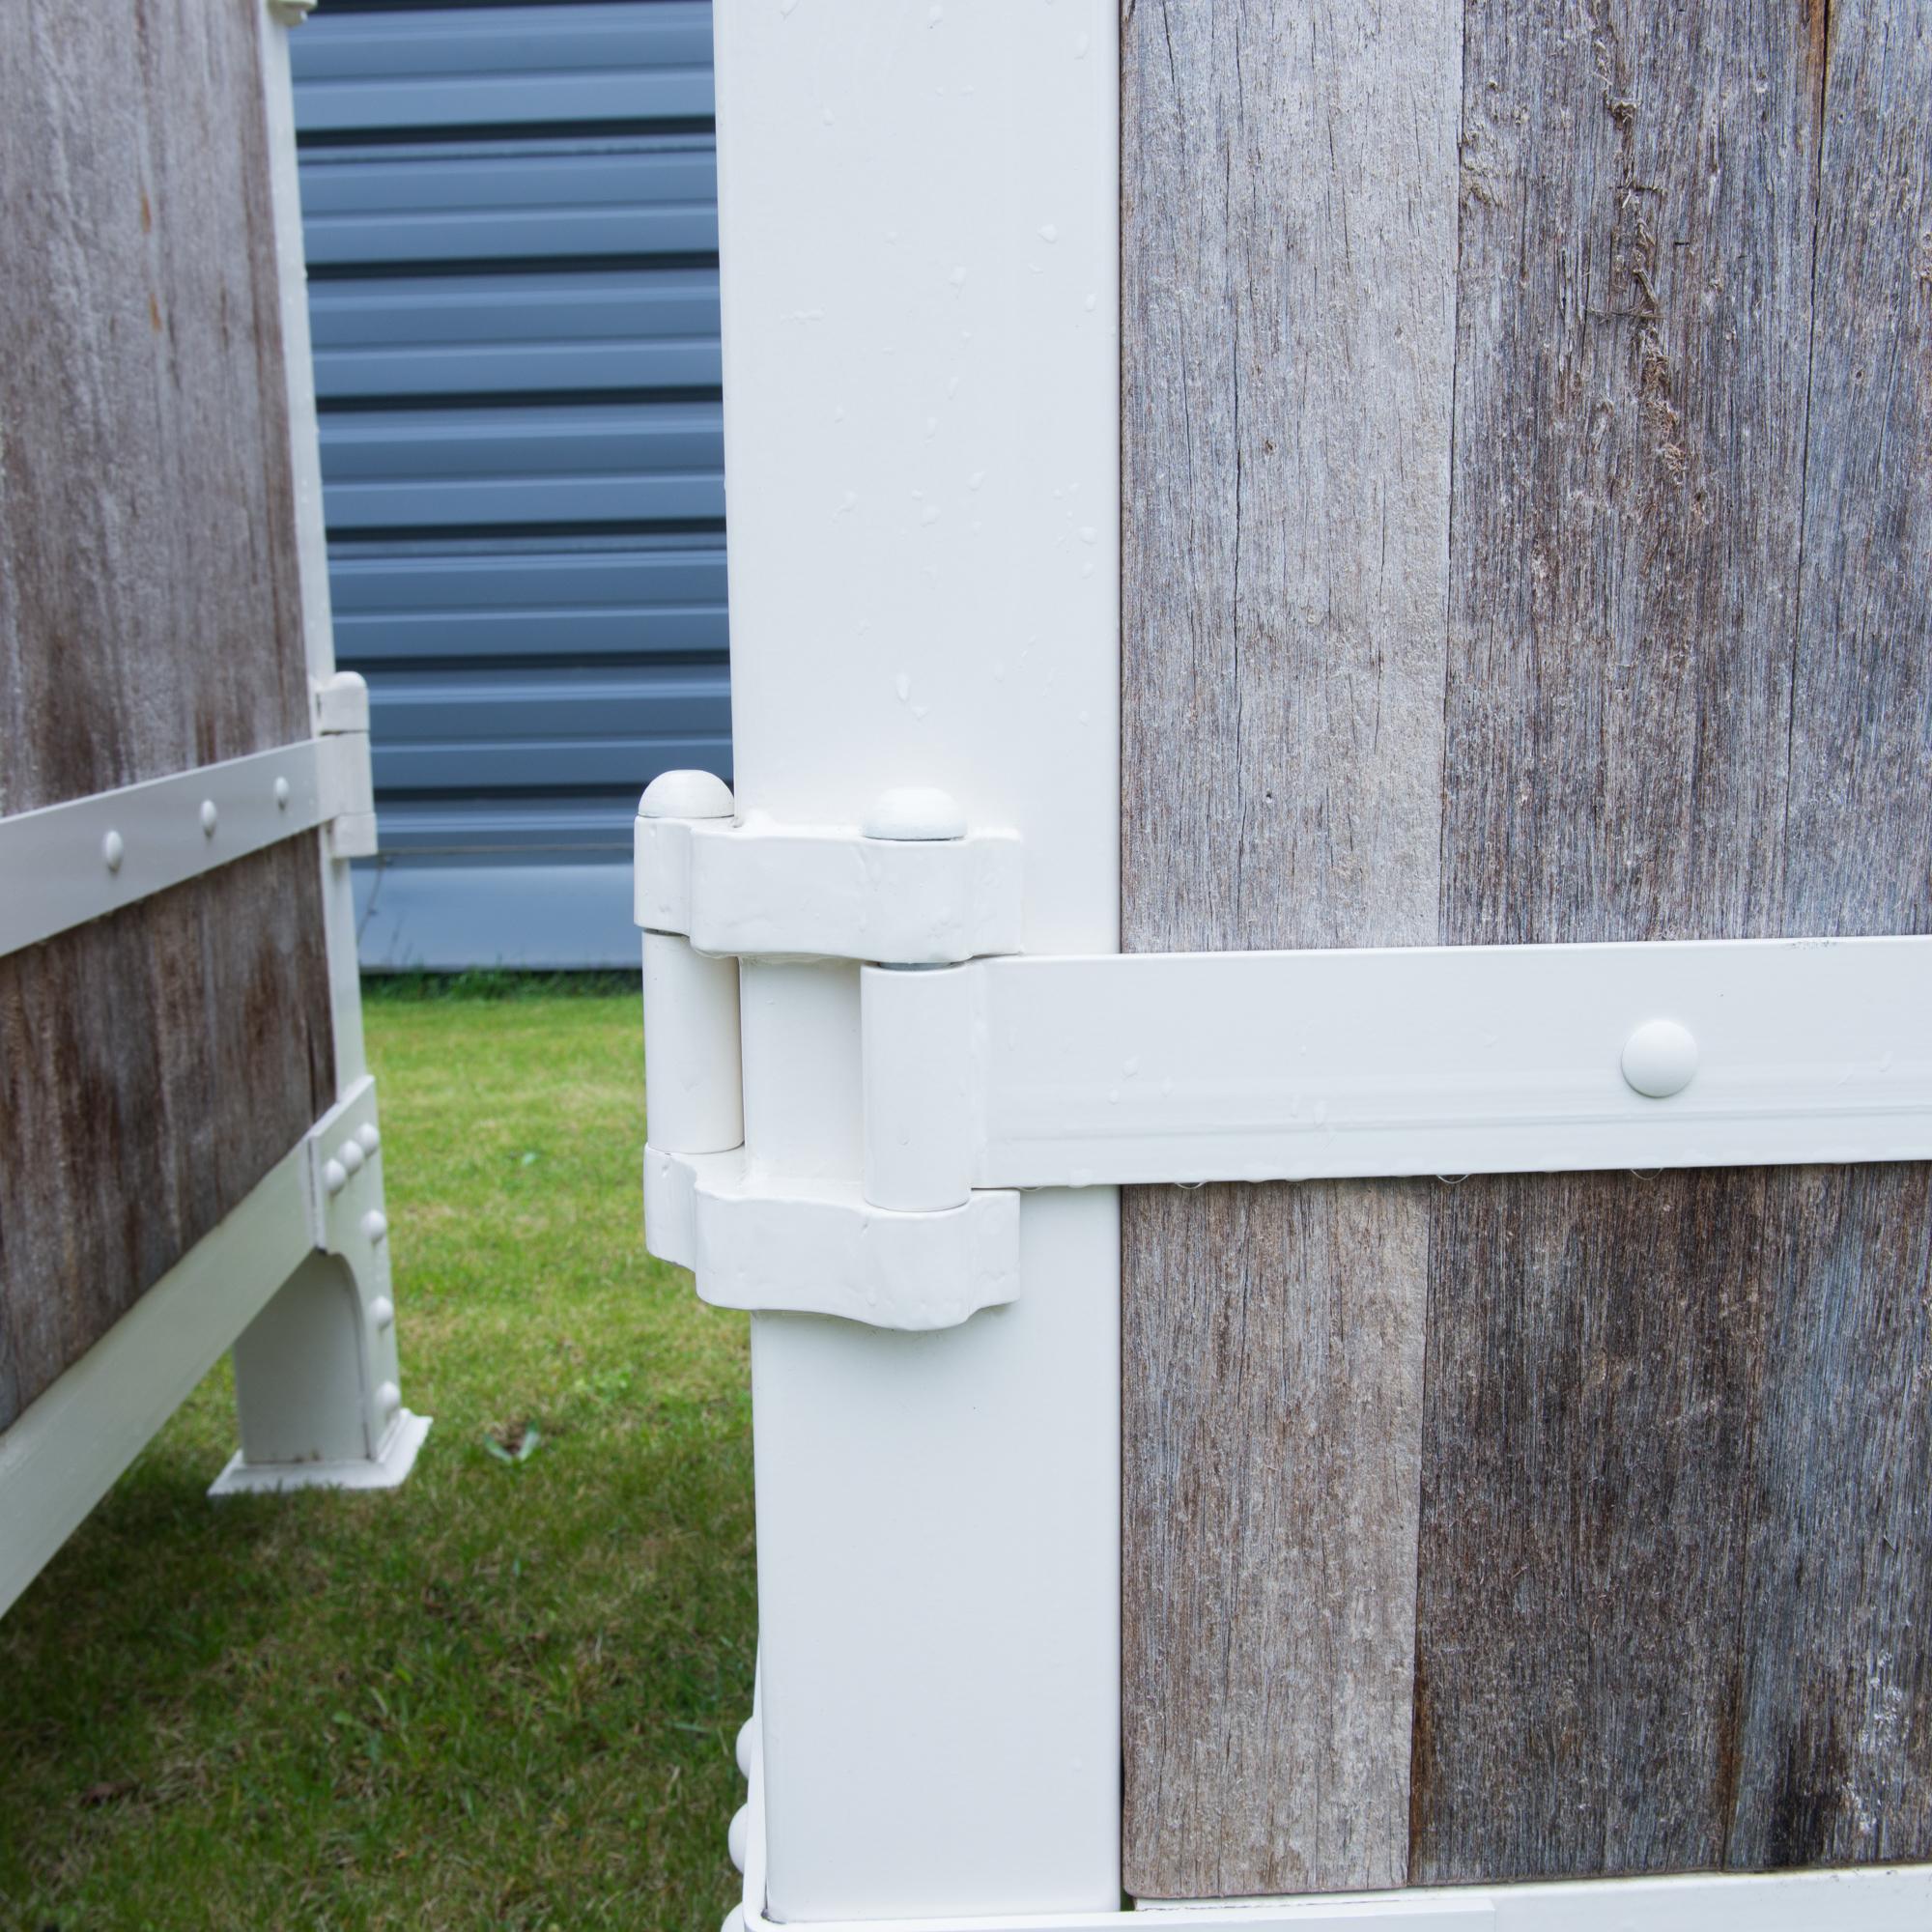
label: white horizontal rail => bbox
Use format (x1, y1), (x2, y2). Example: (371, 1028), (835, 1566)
(730, 1679), (1930, 1931)
(735, 1865), (1932, 1932)
(863, 936), (1932, 1202)
(0, 1132), (312, 1618)
(0, 733), (371, 958)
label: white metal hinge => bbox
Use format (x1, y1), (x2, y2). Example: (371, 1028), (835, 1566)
(0, 672), (377, 958)
(638, 774), (1932, 1332)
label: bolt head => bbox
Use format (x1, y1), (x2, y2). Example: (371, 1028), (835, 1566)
(101, 830), (125, 873)
(199, 799), (218, 837)
(863, 785), (968, 840)
(337, 1139), (365, 1176)
(1622, 1018), (1698, 1099)
(369, 1295), (396, 1330)
(639, 769), (734, 820)
(726, 1804), (750, 1874)
(357, 1122), (381, 1154)
(274, 776), (291, 810)
(323, 1158), (348, 1196)
(376, 1379), (402, 1419)
(362, 1209), (388, 1246)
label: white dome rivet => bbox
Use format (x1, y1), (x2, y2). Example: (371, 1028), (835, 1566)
(362, 1209), (388, 1246)
(357, 1122), (381, 1153)
(102, 830), (125, 872)
(369, 1295), (395, 1330)
(199, 800), (218, 837)
(274, 776), (291, 810)
(1622, 1018), (1699, 1099)
(323, 1158), (348, 1196)
(639, 769), (735, 820)
(863, 785), (967, 840)
(337, 1139), (365, 1176)
(376, 1379), (402, 1419)
(735, 1716), (755, 1777)
(726, 1804), (750, 1873)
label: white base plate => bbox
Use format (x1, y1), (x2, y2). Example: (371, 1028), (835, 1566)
(208, 1409), (431, 1497)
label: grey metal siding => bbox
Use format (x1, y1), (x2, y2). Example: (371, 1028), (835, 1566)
(292, 1), (727, 969)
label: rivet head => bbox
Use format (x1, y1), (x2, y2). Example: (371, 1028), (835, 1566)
(274, 776), (291, 810)
(362, 1209), (388, 1246)
(199, 800), (218, 837)
(102, 830), (125, 872)
(376, 1379), (402, 1419)
(337, 1139), (365, 1176)
(323, 1157), (349, 1196)
(862, 785), (967, 841)
(357, 1122), (381, 1154)
(735, 1716), (755, 1777)
(726, 1804), (750, 1874)
(1622, 1018), (1698, 1099)
(369, 1295), (395, 1331)
(638, 769), (735, 820)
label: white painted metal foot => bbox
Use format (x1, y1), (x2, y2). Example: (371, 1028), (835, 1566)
(209, 1408), (430, 1496)
(217, 1076), (431, 1499)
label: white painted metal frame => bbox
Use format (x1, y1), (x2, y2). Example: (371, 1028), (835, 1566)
(866, 938), (1932, 1195)
(686, 2), (1932, 1926)
(706, 0), (1121, 1918)
(0, 5), (425, 1621)
(0, 709), (374, 958)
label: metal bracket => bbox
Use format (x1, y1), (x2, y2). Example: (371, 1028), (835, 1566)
(635, 774), (1021, 967)
(1, 672), (377, 957)
(638, 774), (1932, 1332)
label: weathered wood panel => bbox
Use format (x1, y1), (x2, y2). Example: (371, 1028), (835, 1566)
(1121, 0), (1461, 1896)
(1408, 0), (1932, 1884)
(0, 0), (308, 813)
(1725, 0), (1932, 1868)
(0, 844), (333, 1430)
(1125, 0), (1932, 1898)
(1407, 0), (1823, 1882)
(0, 0), (330, 1429)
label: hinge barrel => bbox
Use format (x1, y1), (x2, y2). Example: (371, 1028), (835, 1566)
(643, 932), (745, 1156)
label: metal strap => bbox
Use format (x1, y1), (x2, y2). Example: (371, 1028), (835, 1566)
(0, 732), (372, 959)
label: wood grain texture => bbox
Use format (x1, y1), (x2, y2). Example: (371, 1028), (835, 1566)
(0, 843), (333, 1431)
(1724, 0), (1932, 1869)
(0, 0), (308, 814)
(1125, 0), (1932, 1897)
(1121, 0), (1462, 1896)
(0, 0), (330, 1428)
(1408, 0), (1932, 1884)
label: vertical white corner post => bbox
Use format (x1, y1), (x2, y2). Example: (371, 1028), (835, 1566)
(213, 3), (429, 1495)
(711, 2), (1121, 1919)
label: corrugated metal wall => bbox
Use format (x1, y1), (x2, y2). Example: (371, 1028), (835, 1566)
(292, 0), (728, 969)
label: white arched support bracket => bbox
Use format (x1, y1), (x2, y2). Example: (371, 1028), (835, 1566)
(212, 1073), (431, 1494)
(639, 775), (1932, 1336)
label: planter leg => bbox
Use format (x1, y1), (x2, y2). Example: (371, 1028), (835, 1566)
(210, 1078), (430, 1495)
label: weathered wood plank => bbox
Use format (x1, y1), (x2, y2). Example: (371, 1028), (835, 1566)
(0, 844), (333, 1431)
(0, 0), (307, 814)
(1121, 0), (1461, 1896)
(1724, 0), (1932, 1867)
(1410, 0), (1932, 1885)
(0, 0), (330, 1427)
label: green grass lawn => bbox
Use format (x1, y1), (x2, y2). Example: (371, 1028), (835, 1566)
(0, 982), (753, 1932)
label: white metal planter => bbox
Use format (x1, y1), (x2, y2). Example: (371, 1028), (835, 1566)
(0, 9), (426, 1621)
(641, 3), (1932, 1926)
